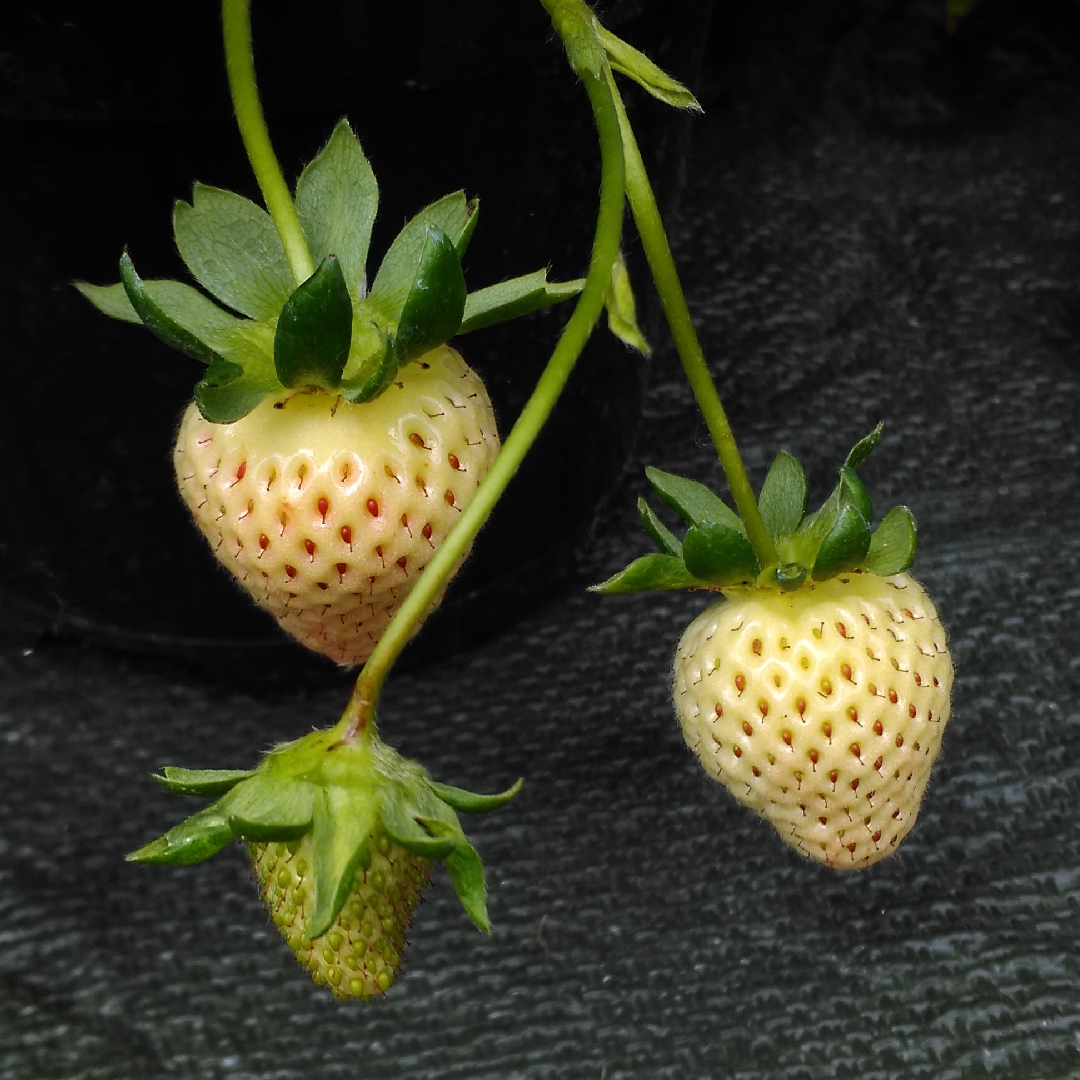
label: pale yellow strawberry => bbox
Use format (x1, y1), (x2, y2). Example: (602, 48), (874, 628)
(250, 826), (430, 1001)
(673, 571), (953, 868)
(173, 344), (499, 665)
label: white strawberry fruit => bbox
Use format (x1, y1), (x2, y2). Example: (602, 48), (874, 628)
(174, 344), (498, 665)
(77, 119), (580, 661)
(594, 424), (953, 868)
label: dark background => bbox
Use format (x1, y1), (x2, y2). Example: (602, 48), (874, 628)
(3, 1), (1080, 1077)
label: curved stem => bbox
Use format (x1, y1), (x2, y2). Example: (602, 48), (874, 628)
(222, 0), (315, 284)
(338, 66), (626, 741)
(605, 71), (778, 567)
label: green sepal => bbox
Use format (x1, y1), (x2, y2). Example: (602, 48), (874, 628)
(682, 521), (760, 586)
(221, 776), (316, 840)
(295, 118), (378, 303)
(840, 464), (873, 523)
(392, 227), (467, 365)
(812, 503), (872, 580)
(458, 270), (584, 334)
(862, 505), (918, 575)
(126, 805), (236, 866)
(194, 357), (279, 423)
(589, 553), (702, 594)
(274, 255), (353, 390)
(308, 785), (378, 941)
(417, 817), (490, 934)
(379, 794), (457, 859)
(340, 335), (398, 404)
(645, 467), (743, 532)
(119, 252), (224, 365)
(758, 451), (807, 539)
(845, 422), (884, 471)
(604, 253), (651, 354)
(637, 498), (682, 557)
(596, 24), (703, 111)
(74, 280), (143, 323)
(369, 192), (478, 322)
(173, 183), (293, 321)
(154, 767), (254, 797)
(429, 777), (523, 814)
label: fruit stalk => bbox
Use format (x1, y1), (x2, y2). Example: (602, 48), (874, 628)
(603, 68), (778, 568)
(340, 47), (627, 740)
(221, 0), (315, 284)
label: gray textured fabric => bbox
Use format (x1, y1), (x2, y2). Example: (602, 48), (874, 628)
(4, 28), (1080, 1080)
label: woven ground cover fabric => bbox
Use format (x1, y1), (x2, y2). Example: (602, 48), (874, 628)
(3, 3), (1080, 1078)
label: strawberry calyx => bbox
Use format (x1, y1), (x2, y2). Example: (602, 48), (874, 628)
(75, 119), (584, 423)
(592, 423), (918, 596)
(127, 725), (521, 941)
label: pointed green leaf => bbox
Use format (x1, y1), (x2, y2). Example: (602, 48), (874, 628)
(862, 505), (918, 575)
(445, 842), (490, 934)
(74, 280), (141, 323)
(392, 227), (467, 364)
(588, 553), (702, 594)
(758, 451), (807, 538)
(812, 503), (872, 580)
(604, 253), (651, 354)
(308, 785), (377, 940)
(174, 183), (294, 320)
(417, 816), (489, 933)
(597, 24), (703, 111)
(119, 253), (225, 364)
(458, 270), (584, 334)
(340, 336), (398, 404)
(637, 497), (682, 557)
(840, 465), (872, 523)
(154, 767), (255, 797)
(682, 520), (760, 585)
(126, 805), (235, 866)
(645, 467), (743, 532)
(845, 422), (884, 471)
(429, 777), (523, 814)
(369, 192), (478, 320)
(273, 255), (353, 390)
(379, 795), (457, 859)
(221, 776), (315, 840)
(194, 357), (279, 423)
(295, 119), (378, 302)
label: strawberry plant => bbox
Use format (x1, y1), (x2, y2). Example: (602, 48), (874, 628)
(76, 0), (953, 999)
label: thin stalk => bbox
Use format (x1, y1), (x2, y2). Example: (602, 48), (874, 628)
(222, 0), (315, 284)
(337, 66), (626, 741)
(606, 71), (778, 567)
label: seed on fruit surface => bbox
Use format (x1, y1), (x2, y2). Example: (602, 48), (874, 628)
(841, 664), (853, 682)
(909, 704), (917, 718)
(796, 698), (807, 716)
(304, 539), (316, 557)
(896, 734), (904, 747)
(809, 749), (819, 764)
(828, 769), (839, 785)
(782, 731), (792, 747)
(822, 722), (832, 740)
(752, 638), (762, 655)
(317, 496), (329, 520)
(259, 534), (270, 551)
(409, 432), (426, 448)
(448, 452), (461, 470)
(366, 498), (379, 517)
(820, 678), (832, 697)
(735, 674), (746, 693)
(850, 743), (861, 759)
(847, 706), (859, 724)
(873, 757), (883, 772)
(733, 747), (743, 758)
(742, 720), (753, 737)
(340, 525), (352, 547)
(285, 565), (297, 578)
(836, 622), (849, 638)
(873, 720), (883, 736)
(422, 523), (433, 543)
(715, 703), (724, 717)
(444, 489), (456, 506)
(888, 689), (898, 704)
(752, 766), (761, 777)
(758, 700), (769, 717)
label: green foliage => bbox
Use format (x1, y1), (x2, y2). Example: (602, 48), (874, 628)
(274, 254), (353, 390)
(593, 424), (920, 596)
(76, 120), (585, 423)
(604, 253), (651, 354)
(127, 725), (521, 942)
(597, 24), (702, 112)
(295, 119), (378, 302)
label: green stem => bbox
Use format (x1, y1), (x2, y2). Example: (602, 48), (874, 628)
(338, 58), (626, 741)
(221, 0), (315, 285)
(605, 71), (778, 567)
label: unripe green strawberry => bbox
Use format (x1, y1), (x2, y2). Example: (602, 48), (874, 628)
(173, 345), (498, 665)
(673, 571), (952, 867)
(250, 826), (430, 1000)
